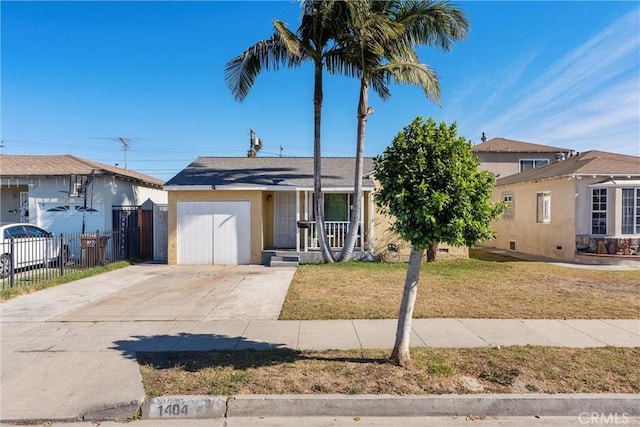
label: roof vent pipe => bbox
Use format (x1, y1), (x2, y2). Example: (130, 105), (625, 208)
(481, 132), (487, 143)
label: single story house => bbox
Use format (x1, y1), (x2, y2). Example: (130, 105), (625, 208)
(163, 156), (467, 266)
(0, 154), (168, 260)
(486, 150), (640, 266)
(472, 137), (573, 178)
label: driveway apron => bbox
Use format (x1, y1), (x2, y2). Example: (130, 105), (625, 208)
(0, 263), (296, 422)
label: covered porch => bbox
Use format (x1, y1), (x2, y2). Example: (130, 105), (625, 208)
(262, 189), (375, 256)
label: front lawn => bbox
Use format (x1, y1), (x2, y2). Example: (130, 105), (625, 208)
(279, 249), (640, 320)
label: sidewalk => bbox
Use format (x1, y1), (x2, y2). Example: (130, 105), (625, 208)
(1, 263), (638, 423)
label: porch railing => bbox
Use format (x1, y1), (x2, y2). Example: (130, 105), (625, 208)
(305, 221), (362, 251)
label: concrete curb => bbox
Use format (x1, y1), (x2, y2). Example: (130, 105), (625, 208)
(82, 400), (143, 421)
(140, 394), (640, 420)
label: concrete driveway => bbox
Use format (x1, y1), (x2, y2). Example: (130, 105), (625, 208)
(2, 263), (296, 323)
(1, 263), (297, 422)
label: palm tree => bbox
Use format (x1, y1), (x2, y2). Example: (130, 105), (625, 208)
(224, 1), (348, 263)
(334, 0), (470, 262)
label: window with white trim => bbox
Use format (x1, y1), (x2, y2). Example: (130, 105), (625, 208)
(519, 159), (549, 172)
(621, 188), (640, 234)
(536, 192), (551, 223)
(591, 188), (607, 235)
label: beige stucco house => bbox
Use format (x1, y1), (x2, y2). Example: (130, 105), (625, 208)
(164, 156), (466, 266)
(164, 157), (376, 265)
(486, 150), (640, 266)
(472, 137), (573, 178)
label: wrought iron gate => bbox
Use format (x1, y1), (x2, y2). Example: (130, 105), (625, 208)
(112, 206), (140, 260)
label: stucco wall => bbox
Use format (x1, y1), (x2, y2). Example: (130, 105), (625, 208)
(167, 190), (264, 265)
(475, 152), (560, 178)
(1, 176), (166, 231)
(373, 207), (468, 262)
(0, 185), (27, 224)
(263, 191), (275, 248)
(490, 177), (577, 261)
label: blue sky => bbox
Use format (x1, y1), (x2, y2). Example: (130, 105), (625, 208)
(1, 1), (639, 181)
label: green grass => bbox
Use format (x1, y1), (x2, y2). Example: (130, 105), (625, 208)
(0, 260), (135, 302)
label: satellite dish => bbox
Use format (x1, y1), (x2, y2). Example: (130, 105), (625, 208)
(255, 138), (262, 150)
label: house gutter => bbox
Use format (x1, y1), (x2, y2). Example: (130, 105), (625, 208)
(572, 174), (639, 180)
(497, 173), (639, 188)
(163, 185), (376, 192)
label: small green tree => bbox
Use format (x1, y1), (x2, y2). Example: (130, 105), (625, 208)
(374, 116), (504, 367)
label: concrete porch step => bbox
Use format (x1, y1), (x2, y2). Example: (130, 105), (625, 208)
(269, 255), (299, 267)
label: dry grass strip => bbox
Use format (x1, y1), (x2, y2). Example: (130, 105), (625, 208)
(139, 347), (640, 398)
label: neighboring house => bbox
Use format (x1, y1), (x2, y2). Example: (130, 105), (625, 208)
(164, 156), (462, 266)
(487, 150), (640, 265)
(472, 137), (573, 178)
(0, 155), (168, 259)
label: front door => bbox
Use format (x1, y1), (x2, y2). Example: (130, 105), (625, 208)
(274, 192), (296, 248)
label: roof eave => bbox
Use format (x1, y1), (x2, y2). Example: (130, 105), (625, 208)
(163, 184), (376, 192)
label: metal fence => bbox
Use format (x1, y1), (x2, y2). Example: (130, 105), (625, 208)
(1, 229), (140, 290)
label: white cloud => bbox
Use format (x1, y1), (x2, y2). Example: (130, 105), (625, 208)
(479, 8), (640, 155)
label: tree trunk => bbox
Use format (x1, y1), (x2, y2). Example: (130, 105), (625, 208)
(391, 246), (424, 367)
(339, 79), (368, 262)
(426, 241), (438, 262)
(313, 61), (334, 263)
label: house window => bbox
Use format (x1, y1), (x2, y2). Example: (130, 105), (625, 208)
(622, 188), (640, 234)
(520, 159), (549, 172)
(591, 188), (607, 235)
(502, 192), (514, 219)
(313, 193), (352, 221)
(536, 192), (551, 223)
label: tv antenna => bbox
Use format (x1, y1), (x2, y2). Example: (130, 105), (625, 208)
(248, 129), (263, 158)
(94, 136), (144, 169)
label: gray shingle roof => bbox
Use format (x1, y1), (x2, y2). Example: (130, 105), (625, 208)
(496, 150), (640, 186)
(165, 157), (375, 188)
(472, 137), (572, 153)
(0, 154), (164, 187)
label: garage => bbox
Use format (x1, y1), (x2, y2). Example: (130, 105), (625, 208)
(177, 201), (251, 265)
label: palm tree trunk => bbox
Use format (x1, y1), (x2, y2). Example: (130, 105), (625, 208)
(313, 61), (334, 263)
(391, 246), (423, 367)
(339, 79), (368, 262)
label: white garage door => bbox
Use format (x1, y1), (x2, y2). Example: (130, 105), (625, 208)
(177, 201), (251, 265)
(38, 202), (105, 235)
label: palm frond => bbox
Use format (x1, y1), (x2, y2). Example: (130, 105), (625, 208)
(380, 61), (441, 104)
(394, 0), (470, 52)
(370, 72), (392, 101)
(224, 34), (301, 102)
(274, 20), (303, 57)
